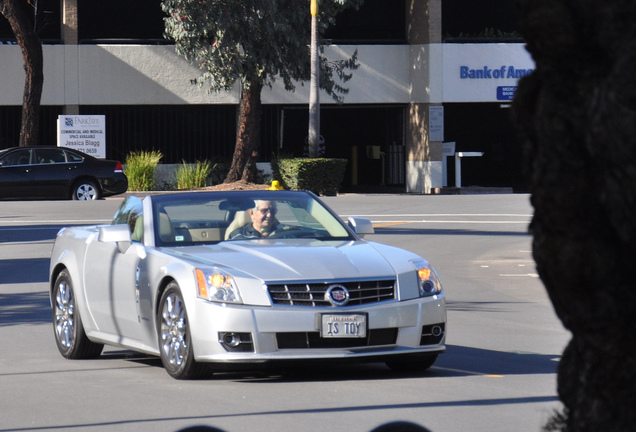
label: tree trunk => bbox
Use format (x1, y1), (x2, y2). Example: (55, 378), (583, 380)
(0, 0), (44, 147)
(513, 0), (636, 430)
(225, 80), (263, 183)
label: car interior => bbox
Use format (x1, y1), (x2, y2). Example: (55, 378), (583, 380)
(113, 194), (352, 246)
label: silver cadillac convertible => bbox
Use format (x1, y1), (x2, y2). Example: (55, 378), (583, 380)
(49, 191), (446, 379)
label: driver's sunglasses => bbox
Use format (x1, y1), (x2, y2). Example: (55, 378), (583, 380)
(257, 207), (277, 215)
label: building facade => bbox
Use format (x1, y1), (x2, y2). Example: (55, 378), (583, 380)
(0, 0), (531, 193)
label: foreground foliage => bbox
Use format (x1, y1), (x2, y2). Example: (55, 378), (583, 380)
(513, 0), (636, 430)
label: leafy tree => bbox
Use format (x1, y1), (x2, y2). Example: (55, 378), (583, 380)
(0, 0), (43, 147)
(512, 0), (636, 430)
(162, 0), (363, 183)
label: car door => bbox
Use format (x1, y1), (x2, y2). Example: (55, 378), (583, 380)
(83, 235), (147, 342)
(31, 148), (74, 198)
(82, 197), (147, 342)
(0, 149), (34, 198)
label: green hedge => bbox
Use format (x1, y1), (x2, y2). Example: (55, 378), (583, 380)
(272, 158), (347, 196)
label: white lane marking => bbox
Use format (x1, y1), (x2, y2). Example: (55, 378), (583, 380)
(342, 213), (532, 217)
(433, 366), (504, 377)
(371, 220), (529, 224)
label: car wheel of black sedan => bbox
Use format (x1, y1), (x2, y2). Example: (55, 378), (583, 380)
(52, 269), (104, 359)
(385, 353), (438, 374)
(158, 282), (209, 379)
(72, 180), (101, 200)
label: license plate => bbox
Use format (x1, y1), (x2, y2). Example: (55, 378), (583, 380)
(321, 314), (367, 338)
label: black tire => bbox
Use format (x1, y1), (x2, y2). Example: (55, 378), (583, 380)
(72, 180), (101, 200)
(385, 354), (438, 373)
(158, 282), (209, 379)
(52, 269), (103, 359)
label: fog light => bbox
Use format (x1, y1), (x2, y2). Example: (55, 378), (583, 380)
(218, 332), (254, 352)
(420, 323), (445, 346)
(222, 332), (241, 347)
(431, 325), (443, 337)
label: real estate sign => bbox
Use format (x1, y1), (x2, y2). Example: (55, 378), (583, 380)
(57, 115), (106, 159)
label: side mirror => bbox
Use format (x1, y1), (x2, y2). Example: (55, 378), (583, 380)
(99, 224), (132, 253)
(347, 216), (374, 238)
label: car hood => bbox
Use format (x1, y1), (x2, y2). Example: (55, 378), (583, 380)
(160, 239), (414, 282)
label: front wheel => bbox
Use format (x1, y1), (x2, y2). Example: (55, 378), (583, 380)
(158, 283), (209, 379)
(385, 354), (438, 374)
(72, 180), (101, 200)
(52, 269), (103, 359)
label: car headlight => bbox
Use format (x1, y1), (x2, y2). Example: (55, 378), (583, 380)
(195, 268), (242, 304)
(412, 259), (443, 297)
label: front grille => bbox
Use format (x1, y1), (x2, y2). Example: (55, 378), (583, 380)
(267, 280), (396, 307)
(276, 328), (398, 349)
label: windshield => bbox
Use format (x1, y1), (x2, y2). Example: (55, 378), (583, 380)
(150, 191), (353, 246)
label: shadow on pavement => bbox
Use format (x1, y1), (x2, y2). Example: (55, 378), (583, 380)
(0, 291), (50, 326)
(0, 257), (50, 285)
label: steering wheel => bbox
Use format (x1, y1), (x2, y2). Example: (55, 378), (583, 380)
(268, 227), (322, 239)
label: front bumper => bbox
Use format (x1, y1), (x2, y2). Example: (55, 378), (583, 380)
(188, 294), (446, 363)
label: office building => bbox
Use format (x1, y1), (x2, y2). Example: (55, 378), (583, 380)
(0, 0), (531, 192)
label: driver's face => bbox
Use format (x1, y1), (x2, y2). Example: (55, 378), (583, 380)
(250, 200), (278, 234)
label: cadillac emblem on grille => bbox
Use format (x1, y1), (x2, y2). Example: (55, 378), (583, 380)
(325, 284), (350, 306)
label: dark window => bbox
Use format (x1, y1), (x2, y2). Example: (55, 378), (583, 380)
(0, 106), (64, 149)
(0, 0), (61, 43)
(76, 0), (407, 44)
(443, 103), (527, 191)
(442, 0), (521, 41)
(324, 0), (406, 44)
(78, 0), (166, 43)
(279, 105), (405, 188)
(79, 105), (237, 163)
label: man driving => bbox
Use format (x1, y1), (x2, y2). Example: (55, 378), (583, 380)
(227, 200), (282, 239)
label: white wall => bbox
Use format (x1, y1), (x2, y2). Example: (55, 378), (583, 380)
(0, 43), (534, 106)
(262, 45), (412, 104)
(0, 44), (414, 106)
(0, 44), (240, 106)
(0, 46), (28, 104)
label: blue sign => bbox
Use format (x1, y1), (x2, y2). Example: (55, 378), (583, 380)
(497, 86), (517, 101)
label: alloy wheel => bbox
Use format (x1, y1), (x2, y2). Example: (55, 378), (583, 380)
(159, 292), (189, 368)
(54, 279), (75, 350)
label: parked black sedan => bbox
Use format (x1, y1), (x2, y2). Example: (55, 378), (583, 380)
(0, 146), (128, 200)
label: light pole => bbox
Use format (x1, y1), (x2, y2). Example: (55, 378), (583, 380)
(308, 0), (320, 157)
